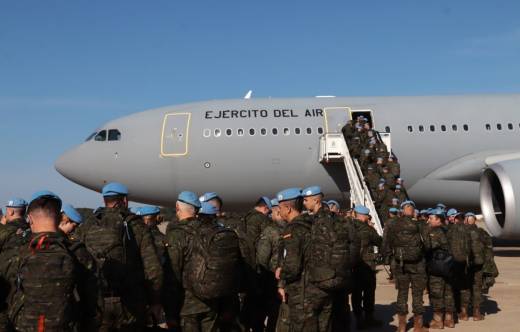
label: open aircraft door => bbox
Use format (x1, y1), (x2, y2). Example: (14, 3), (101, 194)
(161, 112), (191, 157)
(324, 107), (351, 133)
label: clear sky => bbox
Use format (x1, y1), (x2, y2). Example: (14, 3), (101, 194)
(1, 1), (519, 208)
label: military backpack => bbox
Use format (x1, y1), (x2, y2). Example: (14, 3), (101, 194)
(183, 221), (241, 301)
(391, 217), (424, 263)
(447, 224), (471, 264)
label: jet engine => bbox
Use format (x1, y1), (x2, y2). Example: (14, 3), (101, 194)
(480, 159), (520, 238)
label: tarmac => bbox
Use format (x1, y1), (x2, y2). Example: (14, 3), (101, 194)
(369, 246), (520, 331)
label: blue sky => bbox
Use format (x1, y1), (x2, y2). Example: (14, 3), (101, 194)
(1, 1), (519, 208)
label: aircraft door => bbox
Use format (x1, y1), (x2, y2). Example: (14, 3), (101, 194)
(161, 112), (191, 157)
(324, 107), (351, 133)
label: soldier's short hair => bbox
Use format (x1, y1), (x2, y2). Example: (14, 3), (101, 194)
(103, 194), (125, 205)
(282, 197), (304, 213)
(27, 198), (60, 219)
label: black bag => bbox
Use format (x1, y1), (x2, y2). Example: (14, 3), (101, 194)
(427, 249), (454, 278)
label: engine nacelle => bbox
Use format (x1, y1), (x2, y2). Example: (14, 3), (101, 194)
(480, 160), (520, 239)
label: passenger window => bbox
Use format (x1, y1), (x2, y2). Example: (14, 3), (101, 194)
(85, 132), (97, 142)
(237, 128), (244, 136)
(108, 129), (121, 141)
(407, 126), (413, 132)
(203, 129), (211, 138)
(272, 128), (278, 135)
(430, 125), (435, 132)
(94, 130), (107, 141)
(463, 124), (469, 131)
(485, 124), (491, 131)
(295, 128), (301, 135)
(317, 127), (324, 135)
(508, 123), (513, 130)
(385, 126), (390, 133)
(419, 125), (424, 132)
(249, 128), (255, 136)
(214, 129), (222, 137)
(441, 125), (446, 132)
(452, 124), (458, 131)
(306, 127), (312, 135)
(497, 124), (502, 130)
(226, 129), (232, 136)
(260, 128), (267, 136)
(283, 128), (290, 135)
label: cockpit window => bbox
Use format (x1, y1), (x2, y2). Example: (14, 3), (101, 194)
(94, 130), (107, 141)
(108, 129), (121, 141)
(85, 132), (97, 141)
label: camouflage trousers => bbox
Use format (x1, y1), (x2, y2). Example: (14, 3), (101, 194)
(286, 283), (332, 332)
(460, 266), (483, 309)
(99, 296), (146, 332)
(331, 290), (350, 332)
(428, 275), (455, 312)
(352, 265), (376, 315)
(393, 259), (427, 315)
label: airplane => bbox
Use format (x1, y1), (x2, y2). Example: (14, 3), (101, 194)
(55, 94), (520, 239)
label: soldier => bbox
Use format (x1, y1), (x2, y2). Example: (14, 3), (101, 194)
(341, 120), (355, 142)
(385, 200), (428, 332)
(327, 200), (340, 214)
(351, 205), (383, 329)
(59, 203), (83, 235)
(9, 191), (99, 331)
(256, 198), (286, 332)
(387, 155), (401, 178)
(0, 198), (29, 329)
(78, 182), (163, 331)
(382, 207), (399, 283)
(276, 188), (316, 331)
(167, 194), (241, 332)
(423, 209), (455, 329)
(462, 212), (486, 321)
(365, 165), (381, 192)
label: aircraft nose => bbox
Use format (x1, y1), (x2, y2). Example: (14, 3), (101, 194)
(55, 147), (85, 184)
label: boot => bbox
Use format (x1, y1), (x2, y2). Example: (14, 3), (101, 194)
(459, 307), (469, 321)
(473, 307), (484, 321)
(444, 312), (455, 328)
(355, 313), (365, 330)
(364, 312), (383, 328)
(429, 310), (444, 329)
(413, 314), (428, 332)
(398, 314), (407, 332)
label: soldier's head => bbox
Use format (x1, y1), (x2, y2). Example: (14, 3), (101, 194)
(198, 202), (218, 221)
(302, 186), (323, 214)
(388, 207), (399, 218)
(377, 157), (384, 165)
(353, 205), (370, 222)
(277, 188), (303, 222)
(327, 200), (340, 213)
(200, 192), (223, 212)
(446, 208), (459, 224)
(400, 200), (416, 217)
(428, 209), (445, 227)
(59, 203), (83, 235)
(270, 199), (283, 223)
(254, 197), (272, 216)
(102, 182), (129, 209)
(136, 206), (161, 227)
(5, 198), (27, 222)
(464, 212), (477, 225)
(27, 191), (62, 233)
(176, 191), (201, 221)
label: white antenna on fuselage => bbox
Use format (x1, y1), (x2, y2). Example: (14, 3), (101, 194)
(244, 90), (253, 99)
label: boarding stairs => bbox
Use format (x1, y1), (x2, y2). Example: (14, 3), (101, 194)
(319, 133), (386, 236)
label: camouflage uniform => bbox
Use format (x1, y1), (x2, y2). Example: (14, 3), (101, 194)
(423, 225), (455, 313)
(479, 228), (498, 293)
(386, 216), (427, 315)
(460, 224), (485, 312)
(352, 219), (382, 324)
(79, 207), (163, 331)
(256, 219), (285, 332)
(280, 214), (332, 332)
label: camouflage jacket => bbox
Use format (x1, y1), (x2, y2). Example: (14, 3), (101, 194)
(279, 214), (312, 288)
(423, 225), (449, 253)
(353, 219), (382, 270)
(256, 221), (285, 272)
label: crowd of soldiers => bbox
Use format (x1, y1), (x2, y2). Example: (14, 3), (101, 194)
(0, 116), (498, 332)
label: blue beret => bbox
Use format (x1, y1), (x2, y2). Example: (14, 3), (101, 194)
(400, 200), (416, 209)
(6, 198), (27, 208)
(327, 200), (340, 208)
(389, 207), (399, 214)
(61, 203), (83, 224)
(102, 182), (128, 197)
(428, 208), (446, 217)
(200, 202), (218, 215)
(277, 188), (302, 202)
(436, 203), (447, 209)
(465, 212), (476, 217)
(419, 209), (428, 215)
(446, 208), (458, 217)
(130, 207), (140, 214)
(178, 191), (201, 209)
(302, 186), (322, 197)
(271, 198), (279, 207)
(29, 190), (62, 210)
(137, 205), (161, 216)
(260, 196), (272, 210)
(354, 205), (370, 215)
(199, 192), (219, 203)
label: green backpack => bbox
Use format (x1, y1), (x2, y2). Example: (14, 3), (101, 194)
(447, 224), (471, 264)
(391, 218), (424, 262)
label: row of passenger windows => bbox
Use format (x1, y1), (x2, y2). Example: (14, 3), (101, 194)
(86, 129), (121, 142)
(203, 126), (325, 138)
(407, 124), (469, 133)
